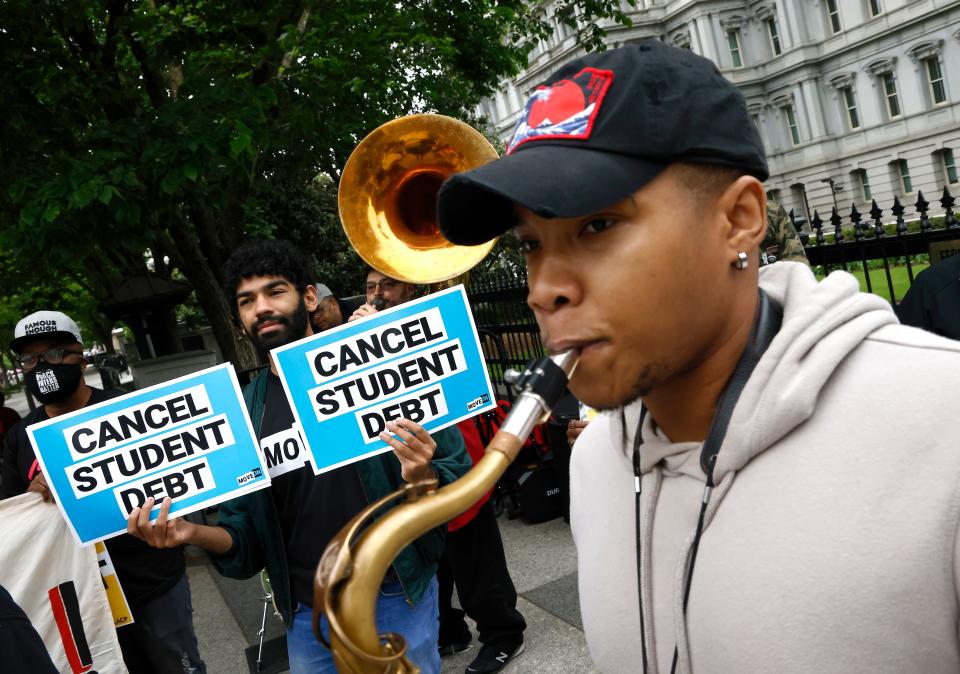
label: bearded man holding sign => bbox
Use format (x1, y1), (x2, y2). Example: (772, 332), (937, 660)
(127, 240), (470, 674)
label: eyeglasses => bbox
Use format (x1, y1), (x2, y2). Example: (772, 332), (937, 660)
(365, 279), (400, 293)
(18, 348), (83, 371)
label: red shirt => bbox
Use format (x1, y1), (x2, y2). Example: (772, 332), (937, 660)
(447, 418), (491, 532)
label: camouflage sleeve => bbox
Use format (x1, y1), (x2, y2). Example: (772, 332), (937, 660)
(760, 201), (809, 267)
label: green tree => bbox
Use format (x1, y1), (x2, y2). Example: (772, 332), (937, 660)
(1, 1), (634, 369)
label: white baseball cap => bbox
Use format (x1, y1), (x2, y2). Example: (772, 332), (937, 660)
(314, 283), (335, 300)
(10, 311), (83, 353)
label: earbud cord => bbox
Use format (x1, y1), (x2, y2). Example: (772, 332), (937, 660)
(633, 406), (649, 674)
(634, 406), (716, 674)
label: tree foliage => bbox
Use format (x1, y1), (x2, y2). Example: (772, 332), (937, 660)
(1, 0), (635, 369)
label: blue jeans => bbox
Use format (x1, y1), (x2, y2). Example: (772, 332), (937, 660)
(287, 576), (440, 674)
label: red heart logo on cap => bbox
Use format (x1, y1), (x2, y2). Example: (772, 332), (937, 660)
(527, 80), (586, 128)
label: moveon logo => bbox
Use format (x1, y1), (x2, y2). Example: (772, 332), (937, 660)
(236, 467), (263, 486)
(466, 394), (490, 411)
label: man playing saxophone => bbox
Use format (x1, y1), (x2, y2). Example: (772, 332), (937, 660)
(436, 40), (960, 674)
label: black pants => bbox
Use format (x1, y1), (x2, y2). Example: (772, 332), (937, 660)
(117, 573), (206, 674)
(438, 501), (526, 649)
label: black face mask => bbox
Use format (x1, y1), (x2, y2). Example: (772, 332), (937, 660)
(26, 363), (83, 404)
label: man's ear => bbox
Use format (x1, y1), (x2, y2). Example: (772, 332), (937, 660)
(303, 284), (319, 313)
(717, 176), (767, 261)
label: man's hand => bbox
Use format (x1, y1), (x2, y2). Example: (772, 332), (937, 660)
(379, 418), (437, 483)
(567, 419), (590, 447)
(127, 497), (194, 549)
(348, 303), (377, 322)
(28, 472), (54, 503)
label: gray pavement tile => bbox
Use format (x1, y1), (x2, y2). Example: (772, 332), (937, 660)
(522, 571), (582, 630)
(497, 515), (578, 594)
(188, 564), (251, 674)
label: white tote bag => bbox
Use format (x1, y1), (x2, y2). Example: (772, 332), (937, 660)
(0, 492), (127, 673)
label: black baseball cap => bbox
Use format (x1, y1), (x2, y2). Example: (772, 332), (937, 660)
(437, 39), (768, 246)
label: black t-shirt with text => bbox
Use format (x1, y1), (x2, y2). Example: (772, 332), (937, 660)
(261, 373), (367, 607)
(0, 387), (185, 610)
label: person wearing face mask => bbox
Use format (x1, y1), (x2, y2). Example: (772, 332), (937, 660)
(0, 311), (206, 674)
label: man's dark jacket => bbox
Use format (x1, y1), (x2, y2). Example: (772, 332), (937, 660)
(896, 254), (960, 339)
(209, 369), (471, 626)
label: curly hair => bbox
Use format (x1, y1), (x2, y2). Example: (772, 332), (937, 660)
(222, 239), (314, 303)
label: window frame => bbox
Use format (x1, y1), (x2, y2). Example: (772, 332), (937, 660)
(924, 57), (947, 105)
(841, 86), (860, 129)
(897, 159), (913, 194)
(868, 0), (882, 17)
(726, 29), (743, 68)
(855, 169), (871, 202)
(784, 104), (800, 146)
(881, 72), (901, 118)
(765, 17), (782, 56)
(943, 149), (958, 186)
(826, 0), (842, 34)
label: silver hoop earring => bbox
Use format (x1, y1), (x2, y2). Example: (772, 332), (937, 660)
(734, 252), (749, 270)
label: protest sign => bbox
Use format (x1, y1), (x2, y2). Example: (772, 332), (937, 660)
(274, 285), (496, 474)
(28, 363), (269, 545)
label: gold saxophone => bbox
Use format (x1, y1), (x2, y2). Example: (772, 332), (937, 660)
(313, 113), (579, 672)
(313, 351), (578, 673)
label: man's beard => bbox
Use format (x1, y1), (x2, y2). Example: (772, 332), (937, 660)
(590, 362), (661, 412)
(250, 298), (309, 360)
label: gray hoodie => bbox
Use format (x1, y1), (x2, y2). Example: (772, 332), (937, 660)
(571, 262), (960, 673)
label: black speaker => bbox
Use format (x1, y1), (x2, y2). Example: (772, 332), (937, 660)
(513, 460), (564, 524)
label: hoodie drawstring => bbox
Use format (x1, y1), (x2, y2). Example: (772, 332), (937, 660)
(635, 289), (783, 674)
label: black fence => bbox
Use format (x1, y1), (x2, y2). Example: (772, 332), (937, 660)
(466, 186), (960, 397)
(467, 270), (546, 402)
(792, 186), (957, 303)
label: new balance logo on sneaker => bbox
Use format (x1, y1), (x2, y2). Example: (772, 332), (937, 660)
(465, 641), (524, 674)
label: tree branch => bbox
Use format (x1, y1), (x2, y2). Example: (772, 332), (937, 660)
(252, 4), (312, 86)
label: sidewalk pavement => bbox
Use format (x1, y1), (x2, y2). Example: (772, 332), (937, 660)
(187, 513), (597, 674)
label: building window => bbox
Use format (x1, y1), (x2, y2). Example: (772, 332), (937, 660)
(826, 0), (842, 33)
(882, 72), (901, 118)
(943, 149), (959, 185)
(896, 159), (913, 194)
(765, 17), (782, 56)
(784, 104), (800, 146)
(726, 29), (743, 68)
(868, 0), (882, 17)
(853, 169), (871, 201)
(925, 57), (947, 105)
(841, 87), (860, 129)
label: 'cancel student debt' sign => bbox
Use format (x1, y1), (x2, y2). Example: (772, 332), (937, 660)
(273, 285), (496, 474)
(27, 363), (270, 545)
